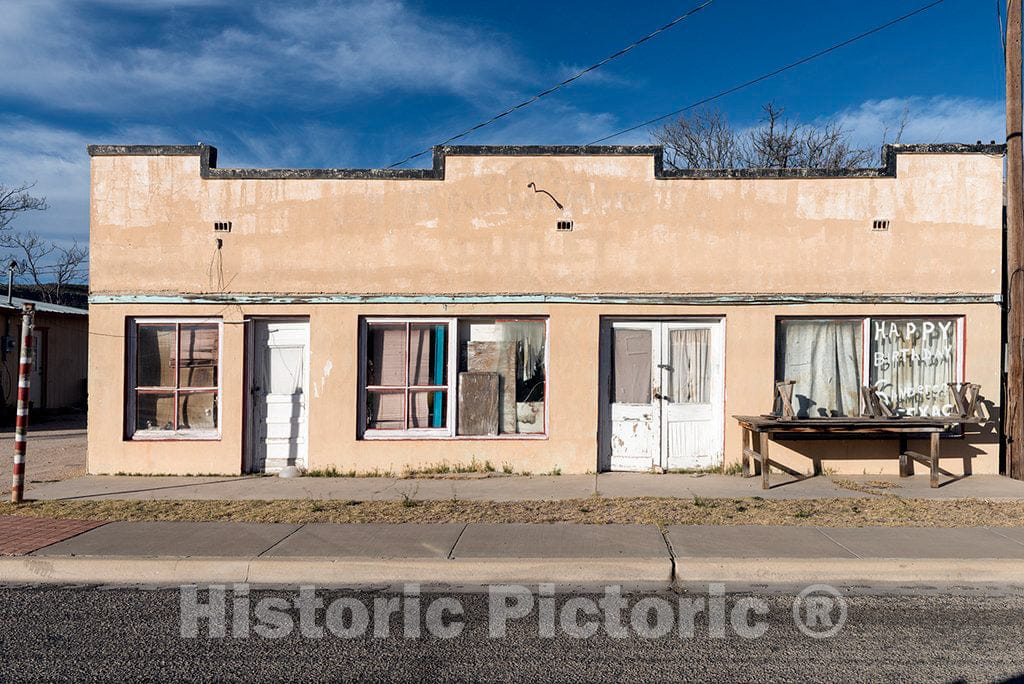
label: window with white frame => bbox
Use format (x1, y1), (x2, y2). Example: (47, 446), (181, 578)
(775, 316), (963, 418)
(361, 317), (547, 438)
(127, 318), (221, 439)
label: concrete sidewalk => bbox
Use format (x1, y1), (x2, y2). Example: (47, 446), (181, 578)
(3, 521), (1024, 587)
(24, 472), (1024, 502)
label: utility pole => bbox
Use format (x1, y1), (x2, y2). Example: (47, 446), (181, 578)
(1006, 0), (1024, 480)
(10, 303), (34, 503)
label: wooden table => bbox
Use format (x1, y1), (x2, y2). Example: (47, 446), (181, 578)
(733, 415), (985, 489)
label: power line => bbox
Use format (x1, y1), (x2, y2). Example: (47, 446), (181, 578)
(387, 0), (717, 168)
(587, 0), (947, 145)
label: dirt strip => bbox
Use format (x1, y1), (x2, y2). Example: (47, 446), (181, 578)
(2, 496), (1023, 528)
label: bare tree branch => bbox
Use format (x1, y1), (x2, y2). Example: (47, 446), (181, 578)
(655, 102), (892, 171)
(0, 231), (88, 305)
(0, 183), (48, 231)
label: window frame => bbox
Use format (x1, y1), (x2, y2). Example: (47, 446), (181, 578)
(358, 316), (550, 440)
(774, 315), (966, 417)
(125, 317), (224, 441)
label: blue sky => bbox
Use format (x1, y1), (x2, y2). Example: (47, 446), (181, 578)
(0, 0), (1008, 251)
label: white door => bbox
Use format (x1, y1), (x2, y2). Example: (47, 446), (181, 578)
(604, 319), (724, 471)
(606, 322), (661, 471)
(249, 320), (310, 473)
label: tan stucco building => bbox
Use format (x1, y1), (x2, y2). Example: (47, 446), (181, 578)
(86, 143), (1005, 477)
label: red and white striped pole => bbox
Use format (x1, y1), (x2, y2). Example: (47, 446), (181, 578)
(11, 303), (34, 504)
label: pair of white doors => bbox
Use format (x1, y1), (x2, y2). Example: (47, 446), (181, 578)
(603, 319), (725, 471)
(247, 320), (310, 473)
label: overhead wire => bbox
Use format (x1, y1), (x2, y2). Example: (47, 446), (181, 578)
(586, 0), (947, 145)
(386, 0), (717, 168)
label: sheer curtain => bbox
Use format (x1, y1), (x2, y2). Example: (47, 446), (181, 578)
(669, 328), (710, 403)
(777, 320), (862, 417)
(869, 318), (957, 416)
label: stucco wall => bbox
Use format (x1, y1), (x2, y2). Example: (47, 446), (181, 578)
(88, 150), (1003, 297)
(86, 302), (1001, 476)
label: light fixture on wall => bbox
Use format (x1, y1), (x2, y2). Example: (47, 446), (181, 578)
(526, 182), (564, 210)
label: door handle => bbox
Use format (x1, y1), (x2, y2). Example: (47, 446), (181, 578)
(653, 392), (670, 401)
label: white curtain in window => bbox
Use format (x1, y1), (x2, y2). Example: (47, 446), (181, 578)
(669, 328), (710, 403)
(777, 320), (862, 417)
(869, 318), (957, 416)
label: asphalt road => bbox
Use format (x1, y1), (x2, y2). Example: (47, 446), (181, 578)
(1, 584), (1023, 682)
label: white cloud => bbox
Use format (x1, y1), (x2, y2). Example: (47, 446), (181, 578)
(0, 117), (92, 247)
(0, 0), (524, 114)
(831, 96), (1005, 150)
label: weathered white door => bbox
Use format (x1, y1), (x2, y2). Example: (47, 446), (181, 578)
(250, 320), (310, 473)
(607, 321), (661, 471)
(604, 320), (724, 471)
(660, 321), (724, 470)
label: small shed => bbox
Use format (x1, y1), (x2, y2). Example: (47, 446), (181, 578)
(0, 297), (88, 414)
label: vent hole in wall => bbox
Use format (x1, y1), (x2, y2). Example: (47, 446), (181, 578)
(556, 220), (573, 232)
(872, 219), (890, 232)
(214, 221), (232, 232)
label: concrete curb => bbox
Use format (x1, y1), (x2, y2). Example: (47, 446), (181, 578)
(676, 558), (1024, 584)
(4, 555), (1023, 587)
(0, 556), (673, 586)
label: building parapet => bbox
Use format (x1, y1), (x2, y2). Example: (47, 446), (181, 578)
(86, 143), (1006, 181)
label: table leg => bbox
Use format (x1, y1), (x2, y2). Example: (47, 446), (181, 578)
(930, 432), (940, 488)
(761, 434), (770, 490)
(898, 437), (909, 477)
(741, 428), (751, 477)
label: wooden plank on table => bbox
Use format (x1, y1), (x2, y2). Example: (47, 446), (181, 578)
(457, 372), (499, 436)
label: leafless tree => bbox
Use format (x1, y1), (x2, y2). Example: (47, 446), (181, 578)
(654, 102), (884, 171)
(0, 231), (88, 305)
(0, 181), (89, 305)
(652, 108), (743, 169)
(0, 183), (47, 230)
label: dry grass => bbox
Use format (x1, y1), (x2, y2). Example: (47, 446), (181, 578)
(1, 496), (1023, 528)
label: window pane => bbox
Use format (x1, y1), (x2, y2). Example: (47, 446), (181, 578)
(178, 392), (217, 430)
(136, 392), (176, 432)
(366, 325), (405, 386)
(457, 319), (546, 435)
(265, 345), (304, 395)
(179, 324), (218, 388)
(137, 325), (176, 387)
(410, 390), (447, 429)
(776, 320), (862, 417)
(869, 318), (958, 416)
(668, 328), (710, 404)
(366, 390), (404, 429)
(409, 324), (448, 386)
(611, 328), (651, 404)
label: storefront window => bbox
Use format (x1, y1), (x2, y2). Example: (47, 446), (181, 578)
(364, 322), (449, 431)
(129, 319), (221, 439)
(361, 317), (546, 438)
(456, 319), (546, 435)
(775, 319), (863, 417)
(776, 316), (963, 418)
(868, 318), (959, 417)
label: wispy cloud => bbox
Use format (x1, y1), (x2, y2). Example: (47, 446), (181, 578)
(832, 96), (1005, 150)
(0, 0), (524, 114)
(0, 117), (92, 246)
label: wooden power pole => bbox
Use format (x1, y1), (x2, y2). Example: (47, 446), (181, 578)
(1007, 0), (1024, 480)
